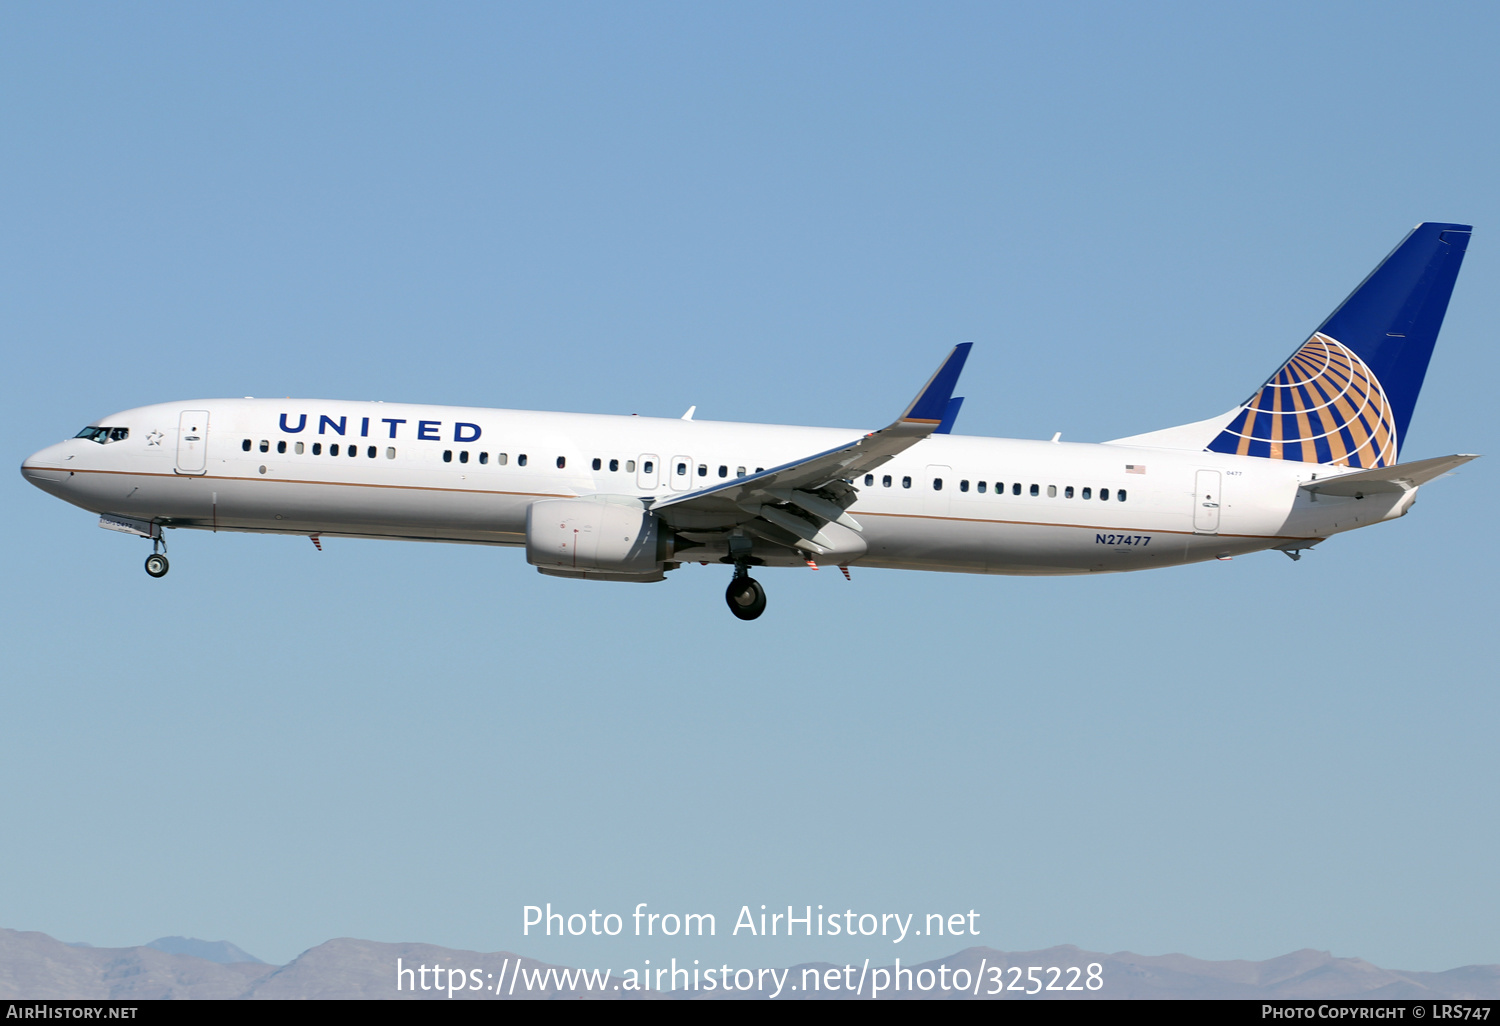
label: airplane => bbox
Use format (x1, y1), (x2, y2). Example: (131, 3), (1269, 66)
(21, 222), (1476, 621)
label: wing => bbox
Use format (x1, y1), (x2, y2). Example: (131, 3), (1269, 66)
(650, 343), (972, 558)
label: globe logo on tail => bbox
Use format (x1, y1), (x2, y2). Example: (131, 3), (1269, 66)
(1207, 332), (1397, 468)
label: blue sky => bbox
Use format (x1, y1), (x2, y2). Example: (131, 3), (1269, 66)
(3, 2), (1497, 974)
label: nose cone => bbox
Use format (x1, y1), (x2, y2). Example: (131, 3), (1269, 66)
(21, 442), (71, 490)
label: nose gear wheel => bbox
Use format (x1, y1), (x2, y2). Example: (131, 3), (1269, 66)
(725, 573), (766, 621)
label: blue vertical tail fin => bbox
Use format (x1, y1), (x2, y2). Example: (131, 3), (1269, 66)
(1203, 222), (1471, 468)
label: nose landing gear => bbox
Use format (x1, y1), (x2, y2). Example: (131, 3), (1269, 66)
(143, 534), (169, 578)
(725, 568), (766, 621)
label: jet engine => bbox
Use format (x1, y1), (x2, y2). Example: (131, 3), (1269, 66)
(525, 496), (668, 582)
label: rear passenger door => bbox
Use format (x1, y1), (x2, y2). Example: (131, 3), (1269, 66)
(1193, 470), (1222, 534)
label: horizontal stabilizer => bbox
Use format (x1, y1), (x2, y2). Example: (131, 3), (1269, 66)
(1300, 454), (1478, 497)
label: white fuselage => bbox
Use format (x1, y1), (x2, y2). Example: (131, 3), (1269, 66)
(22, 398), (1411, 576)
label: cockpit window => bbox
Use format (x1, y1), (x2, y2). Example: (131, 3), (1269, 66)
(75, 426), (128, 444)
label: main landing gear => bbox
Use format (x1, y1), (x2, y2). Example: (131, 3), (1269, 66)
(725, 566), (767, 621)
(144, 535), (169, 578)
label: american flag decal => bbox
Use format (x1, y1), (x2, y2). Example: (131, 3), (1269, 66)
(1126, 464), (1146, 474)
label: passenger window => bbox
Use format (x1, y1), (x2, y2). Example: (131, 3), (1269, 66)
(259, 440), (269, 453)
(626, 460), (636, 472)
(676, 462), (687, 476)
(718, 465), (728, 478)
(349, 445), (357, 457)
(295, 441), (305, 454)
(643, 460), (653, 474)
(1118, 489), (1127, 502)
(977, 481), (987, 493)
(367, 446), (376, 458)
(277, 440), (287, 454)
(312, 443), (322, 455)
(960, 480), (969, 492)
(610, 459), (619, 472)
(737, 466), (746, 477)
(242, 439), (251, 452)
(1012, 483), (1021, 495)
(479, 451), (489, 464)
(1100, 488), (1110, 501)
(1082, 487), (1092, 499)
(1029, 484), (1039, 496)
(557, 456), (566, 469)
(518, 454), (527, 466)
(592, 458), (602, 470)
(698, 464), (707, 477)
(864, 474), (874, 486)
(498, 453), (508, 465)
(386, 447), (396, 459)
(459, 450), (469, 464)
(331, 443), (341, 456)
(1064, 485), (1073, 498)
(932, 478), (943, 491)
(1047, 485), (1057, 498)
(882, 475), (892, 487)
(902, 476), (912, 489)
(443, 450), (452, 463)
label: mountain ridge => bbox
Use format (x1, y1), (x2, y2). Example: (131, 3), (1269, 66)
(2, 928), (1496, 1000)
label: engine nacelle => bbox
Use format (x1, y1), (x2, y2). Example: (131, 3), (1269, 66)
(526, 496), (664, 580)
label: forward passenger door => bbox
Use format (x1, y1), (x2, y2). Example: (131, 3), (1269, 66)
(175, 410), (209, 475)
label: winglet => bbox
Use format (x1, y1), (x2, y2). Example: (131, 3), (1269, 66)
(934, 396), (964, 434)
(900, 343), (972, 425)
